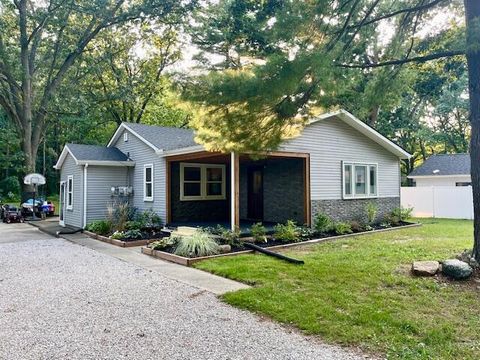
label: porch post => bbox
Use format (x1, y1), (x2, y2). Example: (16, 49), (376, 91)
(230, 152), (240, 231)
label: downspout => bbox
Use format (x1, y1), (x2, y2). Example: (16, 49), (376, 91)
(83, 163), (88, 228)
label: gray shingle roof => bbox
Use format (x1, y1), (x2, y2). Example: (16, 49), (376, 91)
(67, 143), (129, 162)
(124, 123), (197, 151)
(409, 154), (470, 177)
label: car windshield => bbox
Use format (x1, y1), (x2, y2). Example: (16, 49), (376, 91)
(24, 199), (43, 205)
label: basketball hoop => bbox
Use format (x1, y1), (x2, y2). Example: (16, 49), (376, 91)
(24, 173), (46, 221)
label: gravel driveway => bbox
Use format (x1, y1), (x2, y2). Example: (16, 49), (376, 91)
(0, 223), (363, 359)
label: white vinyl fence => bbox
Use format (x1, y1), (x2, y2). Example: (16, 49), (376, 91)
(401, 186), (474, 219)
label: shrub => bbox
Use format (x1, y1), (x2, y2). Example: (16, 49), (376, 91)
(106, 202), (136, 232)
(274, 220), (301, 243)
(349, 220), (364, 233)
(124, 229), (142, 239)
(299, 226), (316, 240)
(0, 176), (20, 199)
(388, 206), (413, 225)
(149, 236), (178, 251)
(365, 202), (378, 224)
(333, 222), (353, 235)
(138, 208), (162, 230)
(314, 213), (333, 233)
(86, 220), (112, 236)
(251, 223), (267, 243)
(174, 231), (220, 258)
(219, 226), (241, 247)
(125, 220), (143, 231)
(110, 231), (125, 240)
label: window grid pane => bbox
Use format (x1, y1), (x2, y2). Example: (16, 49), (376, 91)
(344, 165), (352, 195)
(355, 165), (367, 195)
(369, 165), (377, 195)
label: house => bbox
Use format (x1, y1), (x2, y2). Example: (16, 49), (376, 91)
(54, 109), (411, 230)
(408, 154), (471, 187)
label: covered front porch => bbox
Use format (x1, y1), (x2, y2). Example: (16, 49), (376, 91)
(165, 151), (311, 231)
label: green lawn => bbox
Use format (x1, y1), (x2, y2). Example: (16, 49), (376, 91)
(195, 219), (480, 359)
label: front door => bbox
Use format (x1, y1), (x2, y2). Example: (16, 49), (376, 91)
(247, 166), (263, 221)
(59, 181), (66, 227)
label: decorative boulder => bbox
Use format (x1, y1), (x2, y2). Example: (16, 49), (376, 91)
(219, 244), (231, 254)
(441, 259), (473, 280)
(412, 261), (439, 276)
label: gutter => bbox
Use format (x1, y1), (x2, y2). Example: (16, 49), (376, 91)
(83, 163), (88, 229)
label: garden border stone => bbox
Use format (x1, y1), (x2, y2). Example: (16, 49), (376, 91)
(141, 222), (422, 266)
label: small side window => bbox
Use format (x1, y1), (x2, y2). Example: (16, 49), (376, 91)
(67, 176), (73, 210)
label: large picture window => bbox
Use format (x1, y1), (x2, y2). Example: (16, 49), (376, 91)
(342, 162), (378, 199)
(180, 163), (226, 201)
(144, 164), (153, 201)
(67, 175), (73, 210)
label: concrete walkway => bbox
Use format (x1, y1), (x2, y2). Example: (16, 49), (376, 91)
(61, 232), (249, 295)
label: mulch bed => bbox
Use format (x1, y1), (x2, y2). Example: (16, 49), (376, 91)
(83, 230), (168, 248)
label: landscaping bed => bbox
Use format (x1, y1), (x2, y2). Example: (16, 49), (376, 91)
(84, 229), (165, 248)
(142, 221), (421, 266)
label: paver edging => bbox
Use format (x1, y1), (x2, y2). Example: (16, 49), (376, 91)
(141, 222), (422, 266)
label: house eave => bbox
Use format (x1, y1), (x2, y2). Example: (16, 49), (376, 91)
(160, 145), (206, 157)
(76, 160), (136, 167)
(407, 174), (471, 179)
(107, 123), (161, 152)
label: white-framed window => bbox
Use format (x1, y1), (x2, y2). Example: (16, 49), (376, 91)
(67, 175), (73, 210)
(143, 164), (153, 201)
(123, 132), (128, 142)
(342, 161), (378, 199)
(180, 163), (226, 201)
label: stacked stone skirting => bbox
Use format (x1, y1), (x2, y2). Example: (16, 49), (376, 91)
(311, 197), (400, 223)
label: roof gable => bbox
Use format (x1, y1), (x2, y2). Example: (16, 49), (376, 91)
(54, 144), (133, 169)
(107, 122), (197, 152)
(307, 110), (411, 159)
(408, 154), (470, 177)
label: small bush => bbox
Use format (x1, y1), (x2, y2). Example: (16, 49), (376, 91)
(149, 236), (178, 251)
(349, 220), (364, 233)
(299, 226), (316, 240)
(388, 206), (413, 225)
(314, 213), (333, 233)
(274, 220), (301, 243)
(174, 231), (220, 258)
(251, 223), (267, 243)
(86, 220), (112, 236)
(333, 222), (353, 235)
(124, 229), (142, 239)
(106, 202), (137, 232)
(124, 220), (144, 231)
(219, 226), (241, 247)
(365, 202), (378, 224)
(0, 176), (20, 199)
(110, 231), (125, 240)
(138, 208), (163, 230)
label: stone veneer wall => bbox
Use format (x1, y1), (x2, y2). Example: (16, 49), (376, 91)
(311, 197), (400, 224)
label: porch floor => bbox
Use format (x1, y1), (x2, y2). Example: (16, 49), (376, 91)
(166, 220), (277, 236)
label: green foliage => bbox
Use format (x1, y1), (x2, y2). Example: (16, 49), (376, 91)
(149, 236), (178, 251)
(124, 229), (142, 240)
(314, 213), (333, 233)
(110, 231), (125, 240)
(298, 226), (316, 240)
(174, 231), (220, 258)
(219, 226), (242, 247)
(125, 221), (144, 231)
(106, 202), (136, 232)
(333, 222), (353, 235)
(274, 220), (301, 243)
(0, 176), (20, 198)
(251, 223), (267, 243)
(86, 220), (112, 236)
(388, 207), (413, 225)
(365, 202), (378, 224)
(349, 220), (364, 233)
(137, 208), (163, 230)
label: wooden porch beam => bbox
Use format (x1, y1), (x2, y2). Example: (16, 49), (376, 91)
(230, 152), (240, 230)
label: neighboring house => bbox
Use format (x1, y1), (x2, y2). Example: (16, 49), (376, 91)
(407, 154), (471, 187)
(54, 109), (411, 229)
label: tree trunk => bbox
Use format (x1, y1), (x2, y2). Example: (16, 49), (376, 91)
(464, 0), (480, 260)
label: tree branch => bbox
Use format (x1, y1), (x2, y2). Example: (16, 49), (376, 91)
(338, 50), (465, 68)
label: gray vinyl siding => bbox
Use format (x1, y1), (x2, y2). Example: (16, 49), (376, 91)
(86, 166), (129, 224)
(113, 129), (167, 221)
(60, 153), (83, 228)
(280, 116), (401, 200)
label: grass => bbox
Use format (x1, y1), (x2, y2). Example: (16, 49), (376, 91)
(195, 219), (480, 359)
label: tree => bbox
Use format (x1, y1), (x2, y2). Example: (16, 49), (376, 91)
(0, 0), (192, 188)
(183, 0), (464, 153)
(464, 0), (480, 259)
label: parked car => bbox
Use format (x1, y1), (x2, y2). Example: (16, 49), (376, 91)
(1, 205), (24, 223)
(21, 198), (55, 217)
